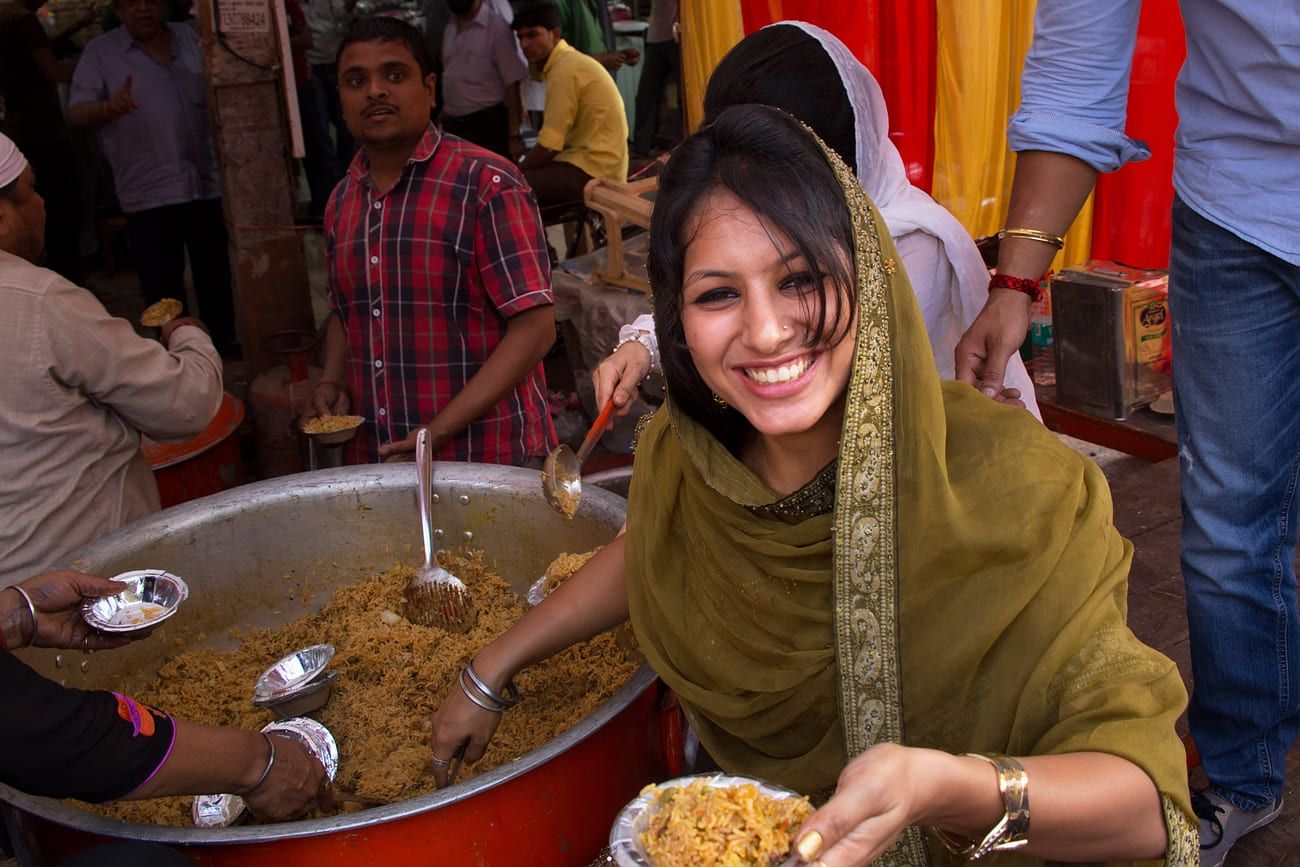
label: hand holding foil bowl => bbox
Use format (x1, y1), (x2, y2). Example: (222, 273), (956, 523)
(1, 569), (331, 823)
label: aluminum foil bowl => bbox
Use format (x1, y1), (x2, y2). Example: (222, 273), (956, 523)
(81, 570), (188, 634)
(264, 717), (340, 781)
(191, 718), (339, 828)
(192, 793), (247, 829)
(252, 670), (337, 719)
(609, 774), (809, 867)
(253, 644), (335, 702)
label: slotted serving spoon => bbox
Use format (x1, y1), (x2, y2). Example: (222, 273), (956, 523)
(403, 428), (476, 631)
(541, 397), (617, 518)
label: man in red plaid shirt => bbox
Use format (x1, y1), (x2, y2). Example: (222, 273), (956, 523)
(305, 16), (558, 466)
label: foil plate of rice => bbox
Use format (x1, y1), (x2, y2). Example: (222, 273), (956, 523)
(140, 297), (183, 328)
(609, 774), (813, 867)
(300, 415), (365, 445)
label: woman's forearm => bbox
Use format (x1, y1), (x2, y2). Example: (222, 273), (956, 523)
(920, 750), (1166, 861)
(125, 718), (268, 800)
(474, 533), (630, 690)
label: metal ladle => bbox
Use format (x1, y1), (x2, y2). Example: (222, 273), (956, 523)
(402, 428), (475, 631)
(541, 398), (617, 518)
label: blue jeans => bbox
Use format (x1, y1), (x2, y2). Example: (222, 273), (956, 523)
(1170, 194), (1300, 811)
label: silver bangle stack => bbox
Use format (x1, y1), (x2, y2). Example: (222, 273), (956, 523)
(457, 660), (521, 714)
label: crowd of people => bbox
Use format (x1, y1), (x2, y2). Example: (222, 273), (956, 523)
(0, 2), (1297, 866)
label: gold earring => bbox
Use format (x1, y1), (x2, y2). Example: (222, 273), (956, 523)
(712, 393), (728, 409)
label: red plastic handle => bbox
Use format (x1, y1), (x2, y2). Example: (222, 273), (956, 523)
(574, 398), (618, 466)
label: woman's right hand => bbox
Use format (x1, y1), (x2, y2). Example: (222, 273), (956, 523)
(243, 734), (333, 821)
(593, 340), (651, 418)
(429, 673), (504, 789)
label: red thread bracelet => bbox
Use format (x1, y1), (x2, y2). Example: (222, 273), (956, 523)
(989, 272), (1047, 303)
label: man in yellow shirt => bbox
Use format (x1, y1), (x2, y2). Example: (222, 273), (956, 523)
(513, 2), (628, 209)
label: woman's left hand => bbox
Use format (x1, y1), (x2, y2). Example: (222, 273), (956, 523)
(790, 743), (942, 866)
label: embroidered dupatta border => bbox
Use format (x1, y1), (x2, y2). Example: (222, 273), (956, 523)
(824, 145), (929, 863)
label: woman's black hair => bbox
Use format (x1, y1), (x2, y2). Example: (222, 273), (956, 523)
(649, 103), (857, 447)
(703, 24), (857, 176)
(337, 16), (433, 77)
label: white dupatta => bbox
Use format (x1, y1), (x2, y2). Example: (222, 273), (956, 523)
(782, 21), (1040, 418)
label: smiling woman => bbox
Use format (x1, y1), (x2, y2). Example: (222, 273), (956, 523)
(429, 105), (1198, 866)
(648, 111), (859, 487)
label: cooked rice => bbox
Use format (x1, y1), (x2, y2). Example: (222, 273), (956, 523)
(300, 415), (364, 434)
(555, 482), (580, 520)
(639, 779), (813, 867)
(84, 548), (636, 826)
(140, 298), (182, 327)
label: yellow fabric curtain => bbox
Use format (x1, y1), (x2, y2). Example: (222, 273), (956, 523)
(678, 0), (745, 132)
(932, 0), (1093, 268)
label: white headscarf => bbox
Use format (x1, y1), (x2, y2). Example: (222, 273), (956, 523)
(779, 21), (1039, 418)
(0, 133), (28, 189)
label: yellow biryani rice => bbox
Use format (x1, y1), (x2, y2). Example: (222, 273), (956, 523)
(140, 298), (182, 327)
(300, 415), (364, 434)
(639, 779), (813, 867)
(83, 548), (635, 826)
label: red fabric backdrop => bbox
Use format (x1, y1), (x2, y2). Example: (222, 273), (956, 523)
(738, 0), (937, 191)
(736, 1), (1182, 262)
(1089, 0), (1185, 269)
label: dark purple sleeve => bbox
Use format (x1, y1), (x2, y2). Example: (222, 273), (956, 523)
(0, 650), (176, 802)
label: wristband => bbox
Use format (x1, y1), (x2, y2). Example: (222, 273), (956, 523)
(463, 660), (521, 709)
(614, 328), (660, 376)
(988, 272), (1047, 304)
(245, 733), (277, 795)
(11, 585), (38, 648)
(996, 227), (1065, 250)
(934, 754), (1030, 860)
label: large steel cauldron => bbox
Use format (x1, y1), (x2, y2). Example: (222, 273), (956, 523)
(0, 464), (674, 866)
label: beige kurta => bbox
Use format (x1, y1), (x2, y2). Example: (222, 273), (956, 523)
(0, 250), (223, 587)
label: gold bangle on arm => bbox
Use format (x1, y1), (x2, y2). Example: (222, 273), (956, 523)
(933, 753), (1030, 860)
(997, 228), (1066, 250)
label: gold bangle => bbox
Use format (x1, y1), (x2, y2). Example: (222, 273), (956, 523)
(997, 228), (1065, 249)
(933, 753), (1030, 860)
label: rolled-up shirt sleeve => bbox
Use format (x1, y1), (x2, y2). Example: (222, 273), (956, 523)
(537, 71), (578, 154)
(1, 650), (176, 802)
(68, 41), (107, 107)
(1006, 0), (1151, 173)
(475, 181), (553, 318)
(42, 277), (223, 442)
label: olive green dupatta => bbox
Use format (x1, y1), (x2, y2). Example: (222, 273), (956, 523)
(624, 129), (1197, 865)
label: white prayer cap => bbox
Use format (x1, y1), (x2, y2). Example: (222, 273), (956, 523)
(0, 133), (29, 189)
